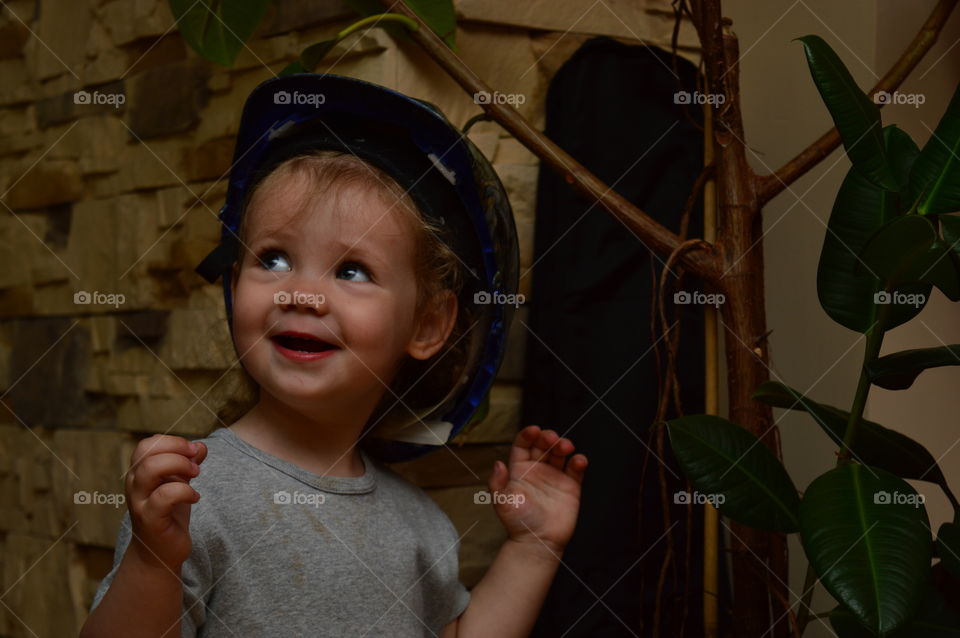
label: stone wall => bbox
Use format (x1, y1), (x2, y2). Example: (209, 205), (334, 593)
(0, 0), (696, 635)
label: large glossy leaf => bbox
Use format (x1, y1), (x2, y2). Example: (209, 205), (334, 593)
(859, 214), (960, 300)
(800, 464), (931, 635)
(798, 35), (897, 191)
(830, 589), (960, 637)
(942, 214), (960, 254)
(910, 83), (960, 215)
(345, 0), (457, 48)
(666, 415), (800, 532)
(817, 126), (929, 333)
(752, 381), (950, 490)
(170, 0), (270, 66)
(866, 345), (960, 390)
(938, 522), (960, 582)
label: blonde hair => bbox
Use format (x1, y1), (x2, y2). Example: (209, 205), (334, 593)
(213, 150), (477, 452)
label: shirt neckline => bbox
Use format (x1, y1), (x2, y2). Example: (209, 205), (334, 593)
(211, 427), (377, 495)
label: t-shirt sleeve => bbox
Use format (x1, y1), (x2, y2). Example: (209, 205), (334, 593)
(88, 510), (213, 637)
(434, 504), (472, 626)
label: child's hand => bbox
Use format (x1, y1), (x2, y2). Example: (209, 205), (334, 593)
(124, 434), (207, 571)
(486, 425), (587, 555)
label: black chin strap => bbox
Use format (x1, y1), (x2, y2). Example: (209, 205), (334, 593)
(194, 234), (239, 284)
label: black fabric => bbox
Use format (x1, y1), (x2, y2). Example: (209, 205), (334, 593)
(523, 37), (728, 637)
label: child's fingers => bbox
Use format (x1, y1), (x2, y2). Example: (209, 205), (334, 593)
(127, 453), (199, 501)
(510, 425), (542, 465)
(531, 429), (561, 464)
(130, 434), (198, 470)
(547, 438), (574, 471)
(565, 454), (588, 485)
(189, 441), (208, 465)
(142, 481), (201, 527)
(487, 460), (509, 494)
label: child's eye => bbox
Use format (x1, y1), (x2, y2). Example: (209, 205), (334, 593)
(338, 261), (372, 283)
(257, 250), (291, 272)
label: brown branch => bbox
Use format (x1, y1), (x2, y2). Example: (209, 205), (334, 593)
(756, 0), (959, 205)
(380, 0), (722, 283)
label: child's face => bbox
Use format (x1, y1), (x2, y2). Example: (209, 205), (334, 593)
(230, 169), (456, 420)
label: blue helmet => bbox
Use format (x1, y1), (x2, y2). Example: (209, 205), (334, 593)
(195, 73), (519, 463)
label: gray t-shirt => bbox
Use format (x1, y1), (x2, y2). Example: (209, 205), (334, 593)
(89, 427), (471, 637)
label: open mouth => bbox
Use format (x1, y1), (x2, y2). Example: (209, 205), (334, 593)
(271, 334), (338, 353)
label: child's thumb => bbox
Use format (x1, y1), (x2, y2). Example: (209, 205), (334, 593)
(488, 460), (508, 493)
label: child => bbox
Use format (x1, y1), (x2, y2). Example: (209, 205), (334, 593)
(81, 73), (587, 638)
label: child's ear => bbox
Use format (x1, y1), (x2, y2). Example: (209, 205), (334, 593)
(406, 290), (457, 361)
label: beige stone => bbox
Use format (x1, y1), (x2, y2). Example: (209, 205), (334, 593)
(24, 0), (91, 81)
(2, 532), (78, 636)
(51, 428), (134, 547)
(3, 159), (85, 210)
(98, 0), (174, 47)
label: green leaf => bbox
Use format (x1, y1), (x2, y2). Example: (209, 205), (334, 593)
(866, 345), (960, 390)
(751, 381), (951, 493)
(910, 83), (960, 215)
(817, 127), (929, 333)
(278, 59), (307, 76)
(299, 39), (338, 71)
(666, 415), (800, 532)
(938, 522), (960, 582)
(345, 0), (457, 49)
(797, 35), (897, 191)
(859, 214), (960, 299)
(941, 214), (960, 254)
(170, 0), (270, 66)
(800, 464), (931, 635)
(830, 590), (960, 637)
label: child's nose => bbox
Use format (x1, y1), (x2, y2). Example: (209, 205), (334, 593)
(276, 273), (330, 314)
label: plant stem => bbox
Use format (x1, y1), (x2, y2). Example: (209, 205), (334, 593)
(795, 562), (818, 633)
(838, 310), (888, 463)
(798, 307), (890, 634)
(336, 13), (419, 40)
